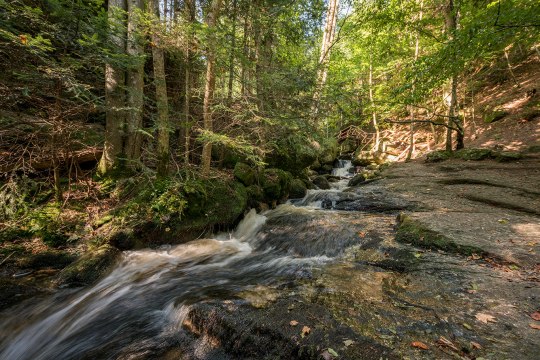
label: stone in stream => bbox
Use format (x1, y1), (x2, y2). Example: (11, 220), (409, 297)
(312, 175), (330, 190)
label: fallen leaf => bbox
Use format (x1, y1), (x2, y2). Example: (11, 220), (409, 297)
(301, 325), (311, 337)
(471, 253), (481, 260)
(436, 336), (460, 352)
(343, 339), (354, 347)
(19, 34), (27, 45)
(320, 350), (333, 360)
(471, 341), (482, 350)
(529, 323), (540, 330)
(358, 231), (366, 238)
(530, 312), (540, 321)
(327, 348), (339, 357)
(290, 320), (299, 326)
(462, 323), (473, 330)
(411, 341), (429, 350)
(475, 313), (497, 324)
(414, 252), (422, 258)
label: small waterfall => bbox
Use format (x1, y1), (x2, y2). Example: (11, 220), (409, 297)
(331, 159), (353, 178)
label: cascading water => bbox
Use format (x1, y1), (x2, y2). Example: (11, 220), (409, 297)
(0, 160), (359, 360)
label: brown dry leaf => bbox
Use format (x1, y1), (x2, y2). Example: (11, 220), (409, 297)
(411, 341), (429, 350)
(301, 325), (311, 337)
(530, 312), (540, 321)
(290, 320), (299, 326)
(529, 323), (540, 330)
(358, 231), (366, 238)
(471, 341), (482, 350)
(475, 313), (497, 324)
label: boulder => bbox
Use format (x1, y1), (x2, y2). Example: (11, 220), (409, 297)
(348, 174), (366, 187)
(495, 151), (523, 162)
(289, 179), (307, 199)
(233, 162), (256, 186)
(262, 168), (293, 201)
(57, 245), (120, 287)
(425, 150), (452, 163)
(312, 175), (330, 190)
(454, 148), (492, 161)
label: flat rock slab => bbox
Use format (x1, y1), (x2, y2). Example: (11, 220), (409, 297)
(402, 212), (540, 268)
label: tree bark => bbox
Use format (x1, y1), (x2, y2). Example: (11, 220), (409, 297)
(369, 58), (380, 153)
(444, 0), (459, 152)
(311, 0), (339, 125)
(99, 0), (127, 174)
(150, 0), (170, 176)
(183, 0), (196, 165)
(201, 0), (223, 176)
(227, 0), (238, 104)
(406, 0), (423, 161)
(125, 0), (145, 164)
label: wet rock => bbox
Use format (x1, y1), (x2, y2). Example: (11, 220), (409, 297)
(290, 179), (307, 199)
(233, 162), (256, 186)
(312, 175), (330, 190)
(348, 174), (366, 187)
(334, 188), (412, 212)
(320, 164), (334, 174)
(182, 298), (397, 360)
(56, 245), (120, 287)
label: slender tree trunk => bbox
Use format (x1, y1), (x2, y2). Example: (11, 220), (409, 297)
(227, 0), (238, 104)
(369, 58), (380, 153)
(444, 0), (461, 151)
(183, 0), (196, 165)
(241, 1), (250, 97)
(201, 0), (223, 176)
(149, 0), (170, 176)
(406, 0), (423, 161)
(99, 0), (127, 174)
(311, 0), (339, 124)
(125, 0), (145, 164)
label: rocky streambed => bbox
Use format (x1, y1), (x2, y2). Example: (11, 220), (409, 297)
(1, 156), (539, 359)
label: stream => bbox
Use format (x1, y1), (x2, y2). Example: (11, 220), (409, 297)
(0, 161), (365, 360)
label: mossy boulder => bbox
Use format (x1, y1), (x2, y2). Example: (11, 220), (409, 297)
(233, 162), (257, 186)
(495, 151), (523, 162)
(425, 150), (452, 163)
(246, 184), (264, 208)
(261, 168), (293, 201)
(454, 148), (493, 161)
(484, 110), (508, 123)
(57, 245), (120, 286)
(289, 179), (307, 199)
(312, 175), (330, 190)
(318, 138), (339, 165)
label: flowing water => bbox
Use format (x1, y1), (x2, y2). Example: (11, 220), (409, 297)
(0, 161), (361, 360)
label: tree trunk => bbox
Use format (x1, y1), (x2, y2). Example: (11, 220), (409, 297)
(240, 1), (251, 97)
(444, 0), (459, 152)
(406, 0), (423, 161)
(150, 0), (170, 176)
(99, 0), (127, 174)
(183, 0), (196, 165)
(311, 0), (339, 124)
(125, 0), (145, 165)
(227, 0), (238, 104)
(369, 58), (380, 153)
(201, 0), (223, 176)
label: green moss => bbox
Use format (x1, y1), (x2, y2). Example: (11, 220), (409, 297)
(289, 179), (307, 198)
(484, 110), (508, 123)
(57, 245), (120, 286)
(266, 134), (319, 175)
(454, 148), (493, 161)
(262, 168), (292, 201)
(233, 162), (256, 186)
(494, 151), (523, 162)
(246, 184), (264, 208)
(426, 150), (452, 163)
(395, 215), (485, 256)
